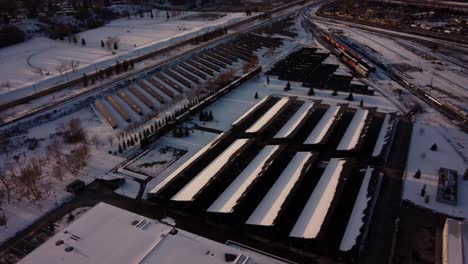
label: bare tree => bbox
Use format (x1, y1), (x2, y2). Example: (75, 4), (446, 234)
(105, 36), (120, 51)
(107, 135), (114, 148)
(69, 60), (80, 72)
(63, 118), (87, 144)
(0, 164), (14, 203)
(18, 158), (45, 201)
(51, 164), (64, 181)
(65, 144), (91, 176)
(32, 67), (46, 76)
(55, 62), (68, 76)
(90, 135), (100, 149)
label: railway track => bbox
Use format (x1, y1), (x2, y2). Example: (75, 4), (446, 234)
(302, 16), (468, 131)
(0, 1), (323, 131)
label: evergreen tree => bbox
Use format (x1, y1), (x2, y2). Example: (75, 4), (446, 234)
(123, 141), (127, 150)
(430, 143), (438, 151)
(414, 169), (421, 179)
(118, 144), (123, 154)
(332, 87), (338, 96)
(266, 76), (270, 85)
(208, 111), (214, 121)
(199, 111), (205, 121)
(346, 92), (354, 101)
(101, 40), (105, 48)
(255, 92), (259, 99)
(360, 98), (364, 107)
(284, 81), (291, 91)
(184, 127), (189, 137)
(166, 11), (170, 20)
(308, 87), (314, 96)
(150, 11), (154, 19)
(81, 38), (86, 46)
(420, 184), (426, 197)
(424, 195), (429, 203)
(113, 42), (119, 50)
(83, 73), (88, 87)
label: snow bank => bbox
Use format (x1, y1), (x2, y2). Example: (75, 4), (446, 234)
(290, 158), (346, 239)
(207, 145), (281, 213)
(337, 110), (369, 151)
(247, 152), (315, 226)
(339, 167), (374, 252)
(171, 138), (252, 202)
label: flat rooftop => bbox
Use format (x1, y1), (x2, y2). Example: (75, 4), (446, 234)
(19, 203), (289, 264)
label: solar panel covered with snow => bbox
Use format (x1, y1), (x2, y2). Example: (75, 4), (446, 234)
(247, 152), (316, 226)
(207, 145), (282, 214)
(340, 167), (375, 252)
(372, 114), (395, 157)
(171, 138), (253, 202)
(232, 96), (271, 126)
(245, 97), (290, 133)
(149, 133), (227, 196)
(274, 101), (314, 139)
(290, 158), (346, 239)
(336, 110), (369, 151)
(303, 105), (341, 145)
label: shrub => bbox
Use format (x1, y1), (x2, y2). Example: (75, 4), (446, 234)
(0, 25), (25, 48)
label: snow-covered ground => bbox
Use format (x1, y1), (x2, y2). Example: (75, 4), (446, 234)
(403, 123), (468, 218)
(0, 11), (245, 105)
(314, 18), (468, 111)
(0, 107), (124, 243)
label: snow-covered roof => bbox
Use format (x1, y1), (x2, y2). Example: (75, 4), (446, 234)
(372, 114), (395, 157)
(290, 158), (346, 239)
(149, 133), (226, 195)
(171, 139), (252, 202)
(303, 105), (341, 145)
(246, 97), (290, 133)
(337, 110), (369, 151)
(339, 167), (374, 252)
(274, 101), (314, 139)
(19, 203), (289, 264)
(20, 202), (173, 264)
(246, 152), (315, 226)
(207, 145), (281, 214)
(443, 218), (468, 264)
(232, 96), (271, 126)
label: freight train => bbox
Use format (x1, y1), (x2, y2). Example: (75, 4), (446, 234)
(323, 33), (375, 77)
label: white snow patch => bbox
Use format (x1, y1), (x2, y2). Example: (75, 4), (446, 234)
(274, 101), (314, 138)
(247, 152), (314, 226)
(303, 105), (341, 144)
(337, 110), (369, 151)
(245, 97), (290, 133)
(207, 145), (281, 213)
(372, 114), (395, 157)
(340, 167), (374, 252)
(171, 138), (251, 202)
(290, 158), (346, 239)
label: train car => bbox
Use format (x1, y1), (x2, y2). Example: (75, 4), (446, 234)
(355, 64), (369, 77)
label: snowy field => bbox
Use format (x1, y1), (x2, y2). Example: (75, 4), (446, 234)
(0, 11), (245, 105)
(0, 107), (124, 243)
(403, 123), (468, 218)
(191, 76), (397, 132)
